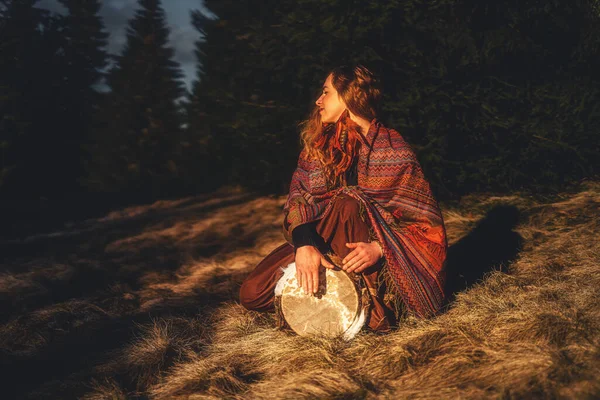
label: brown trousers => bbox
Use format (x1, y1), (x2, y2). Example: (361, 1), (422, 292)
(239, 195), (397, 332)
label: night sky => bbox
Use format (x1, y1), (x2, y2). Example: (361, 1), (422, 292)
(37, 0), (213, 91)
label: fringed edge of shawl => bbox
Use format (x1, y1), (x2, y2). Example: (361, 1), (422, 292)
(377, 262), (410, 322)
(362, 206), (410, 324)
(367, 213), (438, 319)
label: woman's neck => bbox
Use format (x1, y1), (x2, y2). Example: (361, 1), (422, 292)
(348, 112), (372, 136)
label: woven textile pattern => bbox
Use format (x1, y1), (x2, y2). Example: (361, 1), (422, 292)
(283, 119), (447, 317)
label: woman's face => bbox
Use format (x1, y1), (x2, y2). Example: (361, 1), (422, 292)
(315, 74), (346, 123)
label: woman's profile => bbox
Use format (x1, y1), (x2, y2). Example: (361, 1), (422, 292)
(240, 65), (447, 332)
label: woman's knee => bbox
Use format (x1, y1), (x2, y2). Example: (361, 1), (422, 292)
(239, 279), (259, 310)
(330, 195), (361, 220)
(239, 279), (274, 311)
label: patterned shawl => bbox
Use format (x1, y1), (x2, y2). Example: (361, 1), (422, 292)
(283, 119), (447, 318)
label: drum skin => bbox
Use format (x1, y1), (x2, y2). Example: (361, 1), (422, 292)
(274, 262), (366, 339)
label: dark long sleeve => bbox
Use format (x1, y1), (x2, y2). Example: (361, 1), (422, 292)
(291, 221), (319, 249)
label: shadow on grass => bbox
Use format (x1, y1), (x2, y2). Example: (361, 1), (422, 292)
(0, 191), (271, 398)
(0, 191), (256, 264)
(1, 258), (250, 398)
(0, 192), (260, 319)
(444, 204), (523, 303)
(1, 276), (247, 399)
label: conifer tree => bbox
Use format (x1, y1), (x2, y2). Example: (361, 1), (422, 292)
(0, 0), (63, 197)
(57, 0), (108, 192)
(184, 10), (217, 192)
(188, 0), (323, 193)
(0, 0), (80, 235)
(86, 0), (186, 200)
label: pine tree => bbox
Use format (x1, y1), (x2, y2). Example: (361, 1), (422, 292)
(183, 10), (217, 192)
(188, 0), (328, 193)
(86, 0), (186, 200)
(0, 0), (64, 198)
(57, 0), (108, 192)
(0, 0), (78, 235)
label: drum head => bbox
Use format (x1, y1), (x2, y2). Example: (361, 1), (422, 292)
(277, 263), (363, 338)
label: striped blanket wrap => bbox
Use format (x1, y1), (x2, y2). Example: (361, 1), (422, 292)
(283, 120), (447, 318)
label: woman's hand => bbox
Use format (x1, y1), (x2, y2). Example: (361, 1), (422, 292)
(342, 241), (383, 273)
(295, 246), (335, 294)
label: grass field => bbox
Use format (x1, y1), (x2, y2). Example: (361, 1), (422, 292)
(1, 181), (598, 399)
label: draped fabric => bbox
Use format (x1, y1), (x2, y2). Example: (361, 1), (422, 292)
(283, 119), (448, 317)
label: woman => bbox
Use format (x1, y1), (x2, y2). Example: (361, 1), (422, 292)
(240, 65), (447, 331)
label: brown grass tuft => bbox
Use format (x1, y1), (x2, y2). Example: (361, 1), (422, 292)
(80, 378), (129, 400)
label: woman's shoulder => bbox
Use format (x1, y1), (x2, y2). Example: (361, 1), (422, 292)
(373, 122), (414, 154)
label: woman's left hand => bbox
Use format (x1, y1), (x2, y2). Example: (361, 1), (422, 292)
(342, 241), (383, 273)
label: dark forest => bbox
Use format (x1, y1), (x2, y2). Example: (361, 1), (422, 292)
(1, 0), (598, 237)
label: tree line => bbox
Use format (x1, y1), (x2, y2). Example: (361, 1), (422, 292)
(193, 0), (600, 197)
(1, 0), (599, 235)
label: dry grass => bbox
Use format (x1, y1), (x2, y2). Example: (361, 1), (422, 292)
(1, 182), (599, 399)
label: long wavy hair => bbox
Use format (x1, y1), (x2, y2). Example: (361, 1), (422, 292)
(299, 65), (382, 187)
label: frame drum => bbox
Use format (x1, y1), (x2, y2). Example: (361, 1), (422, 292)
(274, 262), (369, 340)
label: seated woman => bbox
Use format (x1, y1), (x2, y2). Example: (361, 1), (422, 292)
(240, 65), (448, 332)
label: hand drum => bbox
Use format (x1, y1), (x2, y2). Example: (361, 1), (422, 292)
(274, 262), (369, 340)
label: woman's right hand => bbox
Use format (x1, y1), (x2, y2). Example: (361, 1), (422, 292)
(295, 246), (335, 294)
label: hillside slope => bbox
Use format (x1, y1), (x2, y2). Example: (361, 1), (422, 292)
(1, 182), (598, 399)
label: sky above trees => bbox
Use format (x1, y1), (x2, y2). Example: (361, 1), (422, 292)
(37, 0), (211, 90)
